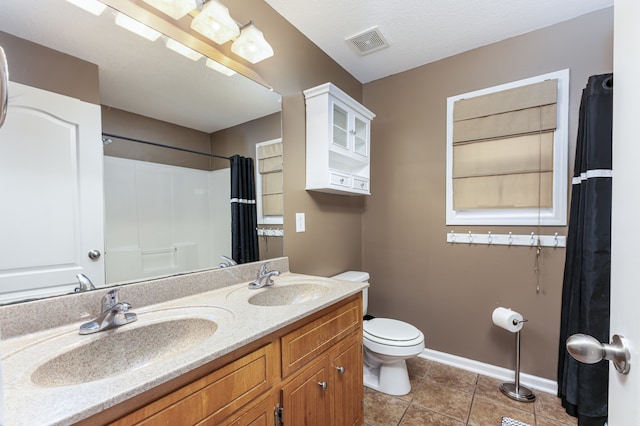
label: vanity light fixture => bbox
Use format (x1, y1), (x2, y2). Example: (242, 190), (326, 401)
(166, 39), (204, 61)
(142, 0), (197, 20)
(115, 12), (162, 41)
(65, 0), (107, 16)
(190, 0), (239, 45)
(231, 22), (274, 64)
(205, 58), (236, 76)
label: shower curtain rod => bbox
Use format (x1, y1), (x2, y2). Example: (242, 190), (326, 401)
(101, 132), (231, 160)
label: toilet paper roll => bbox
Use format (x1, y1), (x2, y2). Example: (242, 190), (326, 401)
(492, 307), (524, 333)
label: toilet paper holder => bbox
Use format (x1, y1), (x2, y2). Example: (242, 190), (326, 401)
(492, 308), (536, 403)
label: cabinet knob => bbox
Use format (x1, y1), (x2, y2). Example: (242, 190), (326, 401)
(360, 182), (365, 188)
(318, 381), (328, 391)
(340, 178), (344, 184)
(336, 366), (345, 375)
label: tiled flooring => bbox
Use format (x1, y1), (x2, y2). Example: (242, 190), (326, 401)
(364, 358), (578, 426)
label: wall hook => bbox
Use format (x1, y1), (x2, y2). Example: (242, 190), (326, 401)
(508, 232), (513, 245)
(468, 231), (473, 243)
(450, 230), (456, 243)
(554, 232), (559, 247)
(488, 231), (492, 245)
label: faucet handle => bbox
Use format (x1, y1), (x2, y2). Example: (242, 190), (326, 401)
(258, 262), (270, 277)
(75, 273), (96, 292)
(100, 289), (120, 312)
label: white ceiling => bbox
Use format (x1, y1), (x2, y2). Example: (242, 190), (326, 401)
(265, 0), (614, 83)
(0, 0), (282, 134)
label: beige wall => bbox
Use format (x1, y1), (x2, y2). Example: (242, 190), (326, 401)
(210, 112), (282, 170)
(102, 107), (214, 170)
(0, 30), (99, 103)
(361, 8), (613, 380)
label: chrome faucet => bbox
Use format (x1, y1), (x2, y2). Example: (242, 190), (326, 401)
(248, 262), (280, 289)
(75, 273), (96, 292)
(218, 255), (238, 268)
(79, 289), (137, 335)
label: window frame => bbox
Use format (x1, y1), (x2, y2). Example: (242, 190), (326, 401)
(255, 138), (283, 225)
(445, 69), (570, 226)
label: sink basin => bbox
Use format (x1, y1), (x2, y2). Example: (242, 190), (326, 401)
(31, 317), (218, 387)
(248, 283), (331, 306)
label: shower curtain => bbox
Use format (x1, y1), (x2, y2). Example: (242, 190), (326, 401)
(230, 155), (259, 264)
(558, 73), (613, 426)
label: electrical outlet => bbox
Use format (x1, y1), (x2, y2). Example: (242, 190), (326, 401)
(296, 213), (305, 232)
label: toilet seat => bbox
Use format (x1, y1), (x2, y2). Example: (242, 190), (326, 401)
(363, 318), (424, 347)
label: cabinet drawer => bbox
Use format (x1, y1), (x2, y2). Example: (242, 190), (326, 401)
(329, 171), (351, 188)
(281, 297), (362, 377)
(111, 343), (278, 426)
(352, 177), (369, 192)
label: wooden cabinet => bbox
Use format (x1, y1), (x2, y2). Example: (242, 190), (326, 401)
(304, 82), (375, 195)
(98, 295), (363, 426)
(109, 343), (279, 426)
(278, 297), (363, 425)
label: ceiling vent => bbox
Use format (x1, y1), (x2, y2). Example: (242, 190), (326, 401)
(345, 26), (390, 56)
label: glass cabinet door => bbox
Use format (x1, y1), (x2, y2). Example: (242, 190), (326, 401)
(332, 103), (349, 149)
(353, 115), (368, 157)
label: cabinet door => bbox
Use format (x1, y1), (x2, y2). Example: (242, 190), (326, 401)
(280, 356), (331, 426)
(332, 334), (364, 426)
(352, 114), (369, 159)
(331, 101), (350, 151)
(213, 391), (279, 426)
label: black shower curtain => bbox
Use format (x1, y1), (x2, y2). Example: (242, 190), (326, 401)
(558, 74), (613, 426)
(230, 155), (259, 264)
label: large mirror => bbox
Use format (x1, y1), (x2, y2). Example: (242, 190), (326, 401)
(0, 0), (283, 304)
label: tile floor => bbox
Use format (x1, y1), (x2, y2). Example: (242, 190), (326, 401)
(364, 358), (578, 426)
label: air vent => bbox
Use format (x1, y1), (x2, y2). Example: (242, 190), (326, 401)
(345, 26), (390, 56)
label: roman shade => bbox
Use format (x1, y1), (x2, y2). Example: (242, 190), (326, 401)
(452, 79), (558, 210)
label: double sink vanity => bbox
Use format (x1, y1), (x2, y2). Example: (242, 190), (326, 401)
(0, 257), (367, 425)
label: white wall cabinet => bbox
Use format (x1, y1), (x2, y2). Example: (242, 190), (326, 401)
(304, 83), (375, 195)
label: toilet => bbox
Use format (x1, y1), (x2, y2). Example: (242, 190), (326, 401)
(332, 271), (425, 396)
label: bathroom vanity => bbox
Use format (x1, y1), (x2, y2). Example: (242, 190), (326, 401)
(0, 259), (367, 426)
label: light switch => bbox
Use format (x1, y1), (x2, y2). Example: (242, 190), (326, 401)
(296, 213), (305, 232)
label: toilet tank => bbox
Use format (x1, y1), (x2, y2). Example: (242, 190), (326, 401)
(331, 271), (369, 315)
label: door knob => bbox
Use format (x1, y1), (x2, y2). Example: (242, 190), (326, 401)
(88, 250), (101, 260)
(566, 334), (631, 374)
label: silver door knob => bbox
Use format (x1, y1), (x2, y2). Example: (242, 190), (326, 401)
(318, 381), (327, 390)
(88, 250), (101, 260)
(336, 366), (345, 375)
(566, 333), (631, 375)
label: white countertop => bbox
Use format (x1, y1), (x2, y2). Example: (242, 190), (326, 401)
(1, 272), (366, 426)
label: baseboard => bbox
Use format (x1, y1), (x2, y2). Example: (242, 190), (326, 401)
(420, 348), (558, 396)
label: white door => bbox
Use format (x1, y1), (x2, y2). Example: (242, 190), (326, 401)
(608, 0), (639, 423)
(0, 82), (104, 303)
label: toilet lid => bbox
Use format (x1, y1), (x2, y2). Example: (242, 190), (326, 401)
(363, 318), (422, 342)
